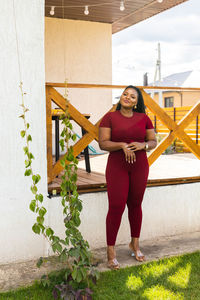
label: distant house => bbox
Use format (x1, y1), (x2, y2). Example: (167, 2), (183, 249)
(149, 70), (200, 107)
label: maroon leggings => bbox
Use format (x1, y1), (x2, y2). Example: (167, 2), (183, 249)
(106, 150), (149, 246)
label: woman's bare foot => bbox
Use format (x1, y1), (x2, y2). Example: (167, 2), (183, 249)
(129, 238), (145, 262)
(107, 246), (120, 270)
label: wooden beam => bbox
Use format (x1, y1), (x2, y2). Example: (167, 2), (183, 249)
(50, 133), (95, 183)
(46, 82), (200, 92)
(48, 87), (98, 139)
(46, 86), (53, 183)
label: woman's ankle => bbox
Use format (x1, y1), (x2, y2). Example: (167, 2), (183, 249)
(107, 246), (115, 260)
(130, 238), (139, 250)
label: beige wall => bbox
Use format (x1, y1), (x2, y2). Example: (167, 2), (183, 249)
(152, 91), (200, 107)
(45, 17), (112, 123)
(45, 17), (112, 153)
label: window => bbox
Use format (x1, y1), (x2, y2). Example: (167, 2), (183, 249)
(164, 97), (174, 107)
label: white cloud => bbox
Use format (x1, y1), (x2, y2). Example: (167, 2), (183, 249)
(112, 0), (200, 85)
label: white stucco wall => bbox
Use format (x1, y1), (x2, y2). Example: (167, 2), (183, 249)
(47, 183), (200, 251)
(0, 0), (48, 264)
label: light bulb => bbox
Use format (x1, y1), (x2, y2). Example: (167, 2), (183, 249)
(50, 6), (55, 15)
(84, 5), (89, 15)
(157, 0), (163, 3)
(120, 1), (125, 11)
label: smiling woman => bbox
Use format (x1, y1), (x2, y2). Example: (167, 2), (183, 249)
(98, 85), (157, 269)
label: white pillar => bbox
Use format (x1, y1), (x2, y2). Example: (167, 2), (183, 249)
(0, 0), (48, 263)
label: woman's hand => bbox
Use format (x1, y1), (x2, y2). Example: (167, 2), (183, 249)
(122, 144), (136, 163)
(127, 142), (145, 151)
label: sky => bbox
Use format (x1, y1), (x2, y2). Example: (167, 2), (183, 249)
(112, 0), (200, 86)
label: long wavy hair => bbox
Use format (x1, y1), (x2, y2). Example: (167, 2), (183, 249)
(116, 85), (146, 113)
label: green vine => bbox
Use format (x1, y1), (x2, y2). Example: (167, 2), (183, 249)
(19, 81), (99, 299)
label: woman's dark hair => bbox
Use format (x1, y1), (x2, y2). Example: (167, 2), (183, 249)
(116, 85), (146, 113)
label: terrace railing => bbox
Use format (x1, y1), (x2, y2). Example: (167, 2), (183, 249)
(46, 83), (200, 184)
(147, 106), (199, 152)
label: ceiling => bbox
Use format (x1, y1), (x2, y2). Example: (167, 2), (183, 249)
(45, 0), (188, 34)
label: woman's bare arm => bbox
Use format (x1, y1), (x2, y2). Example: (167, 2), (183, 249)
(99, 127), (126, 151)
(127, 129), (157, 151)
(99, 127), (136, 163)
(145, 129), (157, 149)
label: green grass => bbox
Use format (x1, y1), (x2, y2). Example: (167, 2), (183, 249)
(1, 251), (200, 300)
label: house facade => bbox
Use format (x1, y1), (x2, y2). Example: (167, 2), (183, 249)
(150, 71), (200, 107)
(2, 0), (199, 266)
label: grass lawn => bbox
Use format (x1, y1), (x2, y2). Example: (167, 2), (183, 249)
(0, 251), (200, 300)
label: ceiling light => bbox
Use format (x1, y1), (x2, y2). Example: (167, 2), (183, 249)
(84, 5), (89, 15)
(50, 6), (55, 15)
(157, 0), (163, 3)
(120, 1), (125, 11)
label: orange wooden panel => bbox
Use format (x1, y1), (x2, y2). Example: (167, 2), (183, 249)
(46, 86), (53, 182)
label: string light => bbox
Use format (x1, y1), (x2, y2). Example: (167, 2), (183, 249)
(120, 1), (125, 11)
(50, 6), (55, 15)
(47, 1), (128, 16)
(84, 5), (89, 15)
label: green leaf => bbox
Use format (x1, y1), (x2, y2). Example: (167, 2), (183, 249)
(37, 216), (44, 224)
(27, 135), (32, 142)
(72, 268), (77, 280)
(36, 194), (43, 203)
(59, 250), (67, 262)
(60, 159), (65, 167)
(32, 174), (41, 184)
(46, 227), (54, 237)
(39, 207), (47, 217)
(76, 269), (83, 283)
(65, 237), (69, 245)
(28, 153), (34, 159)
(36, 257), (43, 268)
(23, 146), (29, 154)
(29, 200), (36, 212)
(80, 267), (87, 280)
(72, 134), (76, 142)
(24, 169), (32, 176)
(38, 223), (45, 233)
(32, 223), (40, 234)
(67, 153), (74, 161)
(25, 160), (31, 168)
(59, 140), (64, 151)
(69, 123), (73, 130)
(52, 242), (62, 253)
(56, 243), (62, 253)
(20, 130), (25, 138)
(31, 185), (37, 194)
(26, 123), (30, 129)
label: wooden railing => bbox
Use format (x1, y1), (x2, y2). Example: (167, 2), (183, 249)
(147, 106), (200, 152)
(46, 83), (200, 184)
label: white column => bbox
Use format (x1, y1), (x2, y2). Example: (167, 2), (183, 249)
(0, 0), (48, 263)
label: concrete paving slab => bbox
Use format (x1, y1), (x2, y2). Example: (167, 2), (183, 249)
(0, 231), (200, 292)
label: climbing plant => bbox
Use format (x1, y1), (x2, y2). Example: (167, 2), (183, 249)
(19, 81), (99, 299)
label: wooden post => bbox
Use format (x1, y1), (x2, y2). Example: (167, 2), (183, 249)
(46, 86), (53, 183)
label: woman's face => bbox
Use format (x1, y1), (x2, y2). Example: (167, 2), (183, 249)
(120, 88), (138, 109)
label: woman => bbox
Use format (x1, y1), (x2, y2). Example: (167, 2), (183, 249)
(98, 85), (157, 269)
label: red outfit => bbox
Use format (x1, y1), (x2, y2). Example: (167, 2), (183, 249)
(99, 110), (154, 245)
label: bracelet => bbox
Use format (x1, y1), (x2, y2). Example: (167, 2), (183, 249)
(144, 142), (149, 150)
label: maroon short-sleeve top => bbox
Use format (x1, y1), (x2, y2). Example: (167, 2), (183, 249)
(99, 110), (154, 144)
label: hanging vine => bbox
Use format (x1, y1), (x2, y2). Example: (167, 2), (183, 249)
(19, 80), (99, 299)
